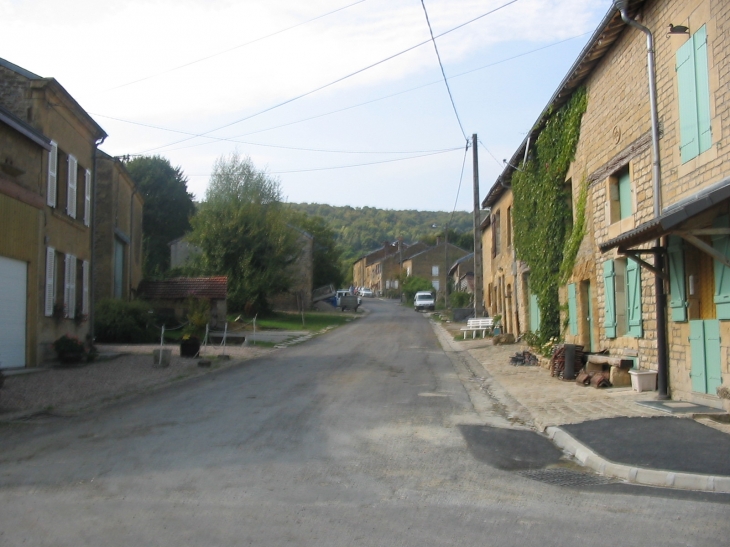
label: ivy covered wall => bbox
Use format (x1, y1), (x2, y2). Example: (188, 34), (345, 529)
(512, 87), (588, 343)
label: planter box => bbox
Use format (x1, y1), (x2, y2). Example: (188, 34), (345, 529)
(629, 369), (657, 392)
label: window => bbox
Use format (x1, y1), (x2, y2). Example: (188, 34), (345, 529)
(64, 254), (77, 318)
(493, 210), (502, 256)
(44, 247), (56, 316)
(432, 280), (440, 290)
(603, 258), (642, 338)
(507, 206), (512, 248)
(47, 141), (57, 207)
(431, 265), (439, 276)
(83, 169), (91, 226)
(609, 166), (632, 223)
(676, 25), (712, 163)
(67, 155), (78, 218)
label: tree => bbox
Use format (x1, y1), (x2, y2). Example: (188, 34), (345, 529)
(126, 156), (196, 277)
(189, 152), (298, 314)
(290, 212), (344, 289)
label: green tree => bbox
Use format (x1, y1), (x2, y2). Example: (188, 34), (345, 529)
(189, 152), (298, 314)
(290, 212), (344, 289)
(126, 156), (196, 277)
(402, 276), (433, 302)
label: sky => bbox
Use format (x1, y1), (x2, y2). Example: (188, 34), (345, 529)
(1, 0), (612, 212)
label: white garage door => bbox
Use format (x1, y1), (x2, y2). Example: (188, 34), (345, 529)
(0, 255), (27, 369)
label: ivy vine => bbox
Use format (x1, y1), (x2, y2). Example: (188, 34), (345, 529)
(560, 174), (588, 283)
(512, 87), (588, 343)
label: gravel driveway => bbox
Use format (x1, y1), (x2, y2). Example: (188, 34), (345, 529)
(0, 343), (272, 419)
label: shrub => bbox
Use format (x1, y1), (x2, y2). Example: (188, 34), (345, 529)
(94, 299), (156, 343)
(53, 334), (86, 356)
(450, 291), (471, 308)
(402, 276), (433, 302)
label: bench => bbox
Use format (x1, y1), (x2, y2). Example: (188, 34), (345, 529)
(460, 318), (494, 339)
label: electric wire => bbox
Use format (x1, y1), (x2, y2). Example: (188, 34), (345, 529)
(101, 0), (367, 93)
(478, 138), (505, 168)
(125, 32), (588, 155)
(138, 0), (519, 154)
(420, 0), (468, 142)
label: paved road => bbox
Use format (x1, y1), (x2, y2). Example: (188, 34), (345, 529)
(1, 300), (728, 546)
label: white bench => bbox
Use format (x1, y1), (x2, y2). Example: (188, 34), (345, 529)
(460, 318), (494, 339)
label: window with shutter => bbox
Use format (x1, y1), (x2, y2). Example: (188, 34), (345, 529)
(67, 155), (78, 218)
(45, 247), (55, 317)
(47, 141), (57, 207)
(676, 25), (712, 163)
(82, 260), (90, 315)
(603, 260), (617, 338)
(668, 236), (687, 321)
(84, 169), (91, 226)
(567, 283), (578, 335)
(626, 259), (643, 337)
(64, 254), (76, 319)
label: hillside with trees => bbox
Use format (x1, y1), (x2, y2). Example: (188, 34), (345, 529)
(286, 203), (477, 268)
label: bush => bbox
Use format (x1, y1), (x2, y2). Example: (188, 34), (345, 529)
(450, 291), (471, 308)
(402, 276), (434, 302)
(94, 299), (156, 343)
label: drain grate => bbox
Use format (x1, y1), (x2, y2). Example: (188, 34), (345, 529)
(519, 468), (618, 487)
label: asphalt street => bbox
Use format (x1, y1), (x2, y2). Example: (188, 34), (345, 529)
(0, 299), (728, 546)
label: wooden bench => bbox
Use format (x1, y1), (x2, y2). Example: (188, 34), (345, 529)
(460, 318), (494, 339)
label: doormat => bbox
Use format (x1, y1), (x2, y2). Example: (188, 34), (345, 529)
(636, 400), (726, 414)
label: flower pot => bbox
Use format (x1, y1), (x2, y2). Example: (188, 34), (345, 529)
(180, 338), (201, 358)
(628, 369), (657, 392)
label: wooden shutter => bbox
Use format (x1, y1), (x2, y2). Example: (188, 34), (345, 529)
(618, 168), (632, 219)
(567, 283), (578, 335)
(45, 247), (55, 317)
(82, 260), (90, 315)
(490, 215), (497, 258)
(64, 254), (76, 319)
(47, 141), (57, 207)
(67, 155), (78, 218)
(689, 320), (707, 392)
(84, 169), (91, 226)
(626, 259), (643, 337)
(603, 260), (617, 338)
(529, 293), (541, 332)
(712, 214), (730, 319)
(677, 36), (699, 163)
(667, 236), (687, 322)
(694, 26), (712, 155)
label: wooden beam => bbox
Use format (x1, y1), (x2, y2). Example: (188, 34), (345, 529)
(673, 228), (730, 237)
(677, 233), (730, 269)
(620, 250), (668, 280)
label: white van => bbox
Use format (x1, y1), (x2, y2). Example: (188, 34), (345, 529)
(414, 291), (435, 312)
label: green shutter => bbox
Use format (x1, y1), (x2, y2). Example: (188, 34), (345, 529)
(694, 26), (712, 154)
(626, 259), (643, 337)
(568, 283), (578, 335)
(705, 320), (722, 395)
(667, 236), (687, 322)
(603, 260), (617, 339)
(677, 35), (699, 162)
(712, 215), (730, 319)
(530, 293), (541, 332)
(618, 169), (632, 219)
(689, 320), (707, 393)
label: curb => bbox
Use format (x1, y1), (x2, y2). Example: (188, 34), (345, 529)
(547, 425), (730, 493)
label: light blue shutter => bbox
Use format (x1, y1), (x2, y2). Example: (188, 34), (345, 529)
(689, 320), (707, 393)
(626, 259), (643, 337)
(667, 236), (687, 322)
(530, 293), (541, 332)
(676, 36), (699, 162)
(618, 169), (632, 219)
(694, 26), (712, 154)
(567, 283), (578, 335)
(705, 320), (722, 395)
(603, 261), (617, 338)
(712, 215), (730, 319)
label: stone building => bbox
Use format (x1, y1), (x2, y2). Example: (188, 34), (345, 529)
(489, 0), (730, 409)
(402, 242), (470, 298)
(94, 151), (144, 302)
(0, 57), (106, 366)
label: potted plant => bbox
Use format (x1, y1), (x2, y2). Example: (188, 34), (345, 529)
(180, 332), (201, 358)
(53, 334), (87, 365)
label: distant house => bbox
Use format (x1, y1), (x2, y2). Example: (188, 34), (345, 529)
(138, 277), (227, 328)
(449, 252), (474, 294)
(402, 241), (471, 295)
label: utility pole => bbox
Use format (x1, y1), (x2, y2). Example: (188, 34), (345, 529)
(472, 134), (484, 316)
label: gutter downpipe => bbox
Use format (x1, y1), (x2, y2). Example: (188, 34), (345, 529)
(616, 2), (669, 399)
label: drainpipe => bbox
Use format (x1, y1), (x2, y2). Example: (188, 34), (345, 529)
(615, 1), (669, 399)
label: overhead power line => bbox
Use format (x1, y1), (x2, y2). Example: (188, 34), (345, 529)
(102, 0), (367, 93)
(138, 0), (519, 155)
(420, 0), (468, 141)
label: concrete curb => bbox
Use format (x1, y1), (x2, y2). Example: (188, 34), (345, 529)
(547, 425), (730, 493)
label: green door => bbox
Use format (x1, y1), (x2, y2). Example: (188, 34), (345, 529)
(689, 319), (722, 394)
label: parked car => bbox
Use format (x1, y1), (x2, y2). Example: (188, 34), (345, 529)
(360, 288), (374, 298)
(414, 291), (435, 312)
(336, 289), (361, 307)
